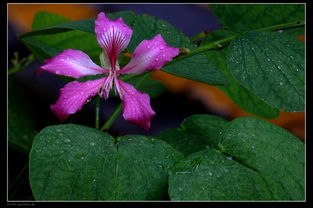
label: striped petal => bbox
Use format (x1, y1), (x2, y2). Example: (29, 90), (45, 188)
(51, 78), (106, 121)
(39, 49), (107, 78)
(117, 79), (155, 131)
(95, 12), (132, 68)
(119, 34), (179, 74)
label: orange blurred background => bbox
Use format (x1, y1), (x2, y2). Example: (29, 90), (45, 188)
(8, 4), (305, 141)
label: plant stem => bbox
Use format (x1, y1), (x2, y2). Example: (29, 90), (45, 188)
(100, 72), (153, 131)
(166, 35), (236, 67)
(252, 20), (305, 32)
(190, 31), (211, 42)
(95, 96), (100, 129)
(100, 103), (123, 131)
(166, 20), (304, 67)
(8, 54), (34, 76)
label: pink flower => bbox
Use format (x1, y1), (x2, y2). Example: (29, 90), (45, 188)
(39, 12), (179, 130)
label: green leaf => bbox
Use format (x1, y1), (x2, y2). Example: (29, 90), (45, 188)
(30, 12), (101, 63)
(228, 31), (304, 111)
(218, 117), (304, 200)
(201, 30), (280, 119)
(169, 149), (271, 200)
(210, 4), (305, 32)
(19, 11), (135, 64)
(180, 114), (228, 148)
(163, 54), (227, 85)
(128, 14), (227, 85)
(168, 116), (304, 200)
(20, 11), (136, 38)
(154, 128), (208, 156)
(20, 37), (61, 60)
(8, 78), (37, 154)
(29, 124), (183, 200)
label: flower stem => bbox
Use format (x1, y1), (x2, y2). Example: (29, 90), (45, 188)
(100, 103), (123, 131)
(95, 96), (100, 129)
(100, 72), (153, 131)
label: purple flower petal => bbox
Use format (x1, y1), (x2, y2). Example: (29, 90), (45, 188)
(40, 49), (107, 78)
(117, 79), (155, 131)
(51, 78), (106, 121)
(95, 12), (132, 68)
(119, 34), (179, 74)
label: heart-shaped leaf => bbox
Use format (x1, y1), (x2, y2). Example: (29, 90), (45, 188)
(168, 116), (304, 200)
(29, 124), (183, 200)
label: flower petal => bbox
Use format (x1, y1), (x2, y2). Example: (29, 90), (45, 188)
(95, 12), (132, 67)
(119, 34), (179, 74)
(117, 80), (155, 131)
(39, 49), (106, 78)
(51, 78), (106, 121)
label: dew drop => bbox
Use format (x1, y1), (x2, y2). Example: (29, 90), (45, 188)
(267, 58), (271, 61)
(90, 142), (96, 146)
(176, 171), (191, 175)
(146, 45), (151, 49)
(251, 145), (255, 149)
(290, 56), (294, 59)
(81, 157), (85, 160)
(279, 82), (283, 86)
(93, 179), (96, 182)
(277, 66), (281, 69)
(226, 156), (233, 160)
(178, 187), (183, 191)
(278, 30), (284, 33)
(64, 139), (71, 143)
(208, 172), (213, 176)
